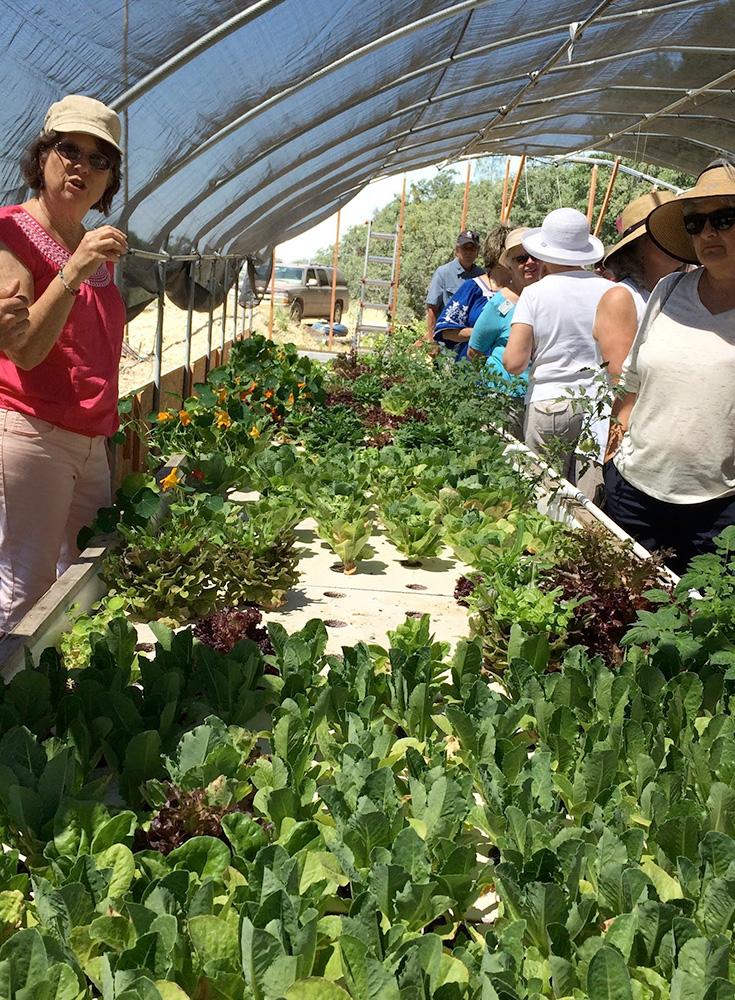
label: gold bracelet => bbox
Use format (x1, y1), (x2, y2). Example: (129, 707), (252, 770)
(58, 267), (80, 296)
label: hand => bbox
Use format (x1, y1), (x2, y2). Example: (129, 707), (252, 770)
(603, 421), (624, 463)
(0, 280), (30, 350)
(64, 226), (128, 287)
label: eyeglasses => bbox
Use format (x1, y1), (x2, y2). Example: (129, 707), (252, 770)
(54, 141), (113, 172)
(510, 252), (535, 265)
(682, 206), (735, 236)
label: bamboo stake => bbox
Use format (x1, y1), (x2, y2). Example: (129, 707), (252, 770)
(500, 156), (510, 223)
(503, 154), (526, 224)
(594, 158), (621, 237)
(389, 176), (407, 330)
(328, 209), (341, 350)
(459, 161), (472, 231)
(267, 247), (276, 339)
(586, 164), (598, 223)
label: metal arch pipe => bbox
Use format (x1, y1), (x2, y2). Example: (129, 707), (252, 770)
(111, 1), (288, 111)
(570, 63), (735, 158)
(453, 0), (618, 162)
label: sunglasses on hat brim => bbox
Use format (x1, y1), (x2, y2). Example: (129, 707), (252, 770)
(682, 206), (735, 236)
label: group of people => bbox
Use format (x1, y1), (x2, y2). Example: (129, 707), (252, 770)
(0, 91), (732, 636)
(426, 168), (735, 574)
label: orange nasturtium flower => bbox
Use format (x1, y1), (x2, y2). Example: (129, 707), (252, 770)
(264, 389), (274, 399)
(297, 382), (306, 389)
(215, 409), (232, 429)
(157, 410), (174, 422)
(240, 381), (257, 400)
(179, 410), (192, 426)
(287, 393), (295, 406)
(161, 467), (182, 491)
(216, 386), (228, 404)
(249, 425), (261, 439)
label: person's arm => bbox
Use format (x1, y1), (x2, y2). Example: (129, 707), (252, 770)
(504, 322), (534, 375)
(441, 326), (472, 344)
(593, 286), (639, 382)
(424, 305), (439, 340)
(0, 225), (127, 370)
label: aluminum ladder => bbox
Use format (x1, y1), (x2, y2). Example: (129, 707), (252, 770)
(353, 220), (398, 349)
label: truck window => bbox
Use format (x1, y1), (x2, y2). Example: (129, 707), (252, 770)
(317, 268), (330, 286)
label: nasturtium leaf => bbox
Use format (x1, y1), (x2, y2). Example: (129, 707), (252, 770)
(587, 945), (633, 1000)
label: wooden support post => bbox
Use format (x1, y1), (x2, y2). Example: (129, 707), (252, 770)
(267, 247), (277, 339)
(328, 210), (341, 350)
(594, 158), (621, 237)
(460, 161), (472, 231)
(503, 154), (526, 224)
(500, 156), (510, 223)
(389, 176), (407, 330)
(586, 164), (598, 223)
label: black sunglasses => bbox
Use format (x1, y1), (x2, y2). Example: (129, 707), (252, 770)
(54, 141), (112, 172)
(682, 206), (735, 236)
(510, 252), (535, 265)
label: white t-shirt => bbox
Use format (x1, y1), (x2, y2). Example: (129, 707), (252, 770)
(513, 270), (615, 402)
(615, 269), (735, 503)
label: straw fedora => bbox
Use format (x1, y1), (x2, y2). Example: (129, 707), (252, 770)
(603, 190), (675, 265)
(499, 227), (530, 267)
(522, 208), (604, 266)
(647, 162), (735, 264)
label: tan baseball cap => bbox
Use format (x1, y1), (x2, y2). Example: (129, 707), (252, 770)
(43, 95), (122, 153)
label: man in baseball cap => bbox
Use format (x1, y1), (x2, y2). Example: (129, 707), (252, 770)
(424, 229), (483, 341)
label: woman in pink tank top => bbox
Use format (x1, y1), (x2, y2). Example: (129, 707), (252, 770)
(0, 95), (128, 634)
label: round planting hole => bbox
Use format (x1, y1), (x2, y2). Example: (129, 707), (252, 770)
(406, 611), (423, 619)
(135, 642), (154, 653)
(406, 583), (427, 591)
(324, 619), (347, 628)
(323, 591), (345, 598)
(330, 562), (345, 573)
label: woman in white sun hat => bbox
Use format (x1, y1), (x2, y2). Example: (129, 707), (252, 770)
(503, 207), (614, 484)
(603, 160), (735, 574)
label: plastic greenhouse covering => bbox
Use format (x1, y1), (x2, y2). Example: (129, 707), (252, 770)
(0, 0), (733, 314)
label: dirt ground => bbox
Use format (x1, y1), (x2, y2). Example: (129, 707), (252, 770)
(120, 292), (367, 396)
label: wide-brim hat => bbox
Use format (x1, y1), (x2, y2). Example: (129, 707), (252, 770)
(604, 190), (676, 265)
(43, 94), (122, 153)
(646, 162), (735, 264)
(522, 207), (604, 265)
(499, 227), (530, 267)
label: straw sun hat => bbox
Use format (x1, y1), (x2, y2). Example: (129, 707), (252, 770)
(646, 162), (735, 264)
(498, 227), (530, 267)
(603, 190), (676, 266)
(522, 207), (604, 266)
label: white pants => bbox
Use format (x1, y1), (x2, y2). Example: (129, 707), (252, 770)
(0, 408), (110, 632)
